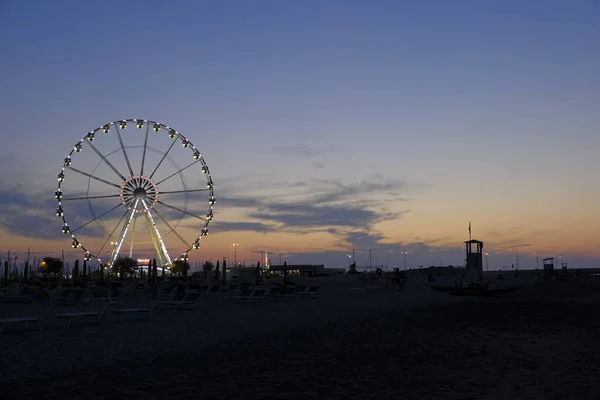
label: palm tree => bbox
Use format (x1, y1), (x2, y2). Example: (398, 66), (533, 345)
(112, 256), (137, 279)
(172, 259), (190, 278)
(202, 260), (214, 280)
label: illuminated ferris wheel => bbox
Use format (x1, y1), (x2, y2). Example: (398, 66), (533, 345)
(54, 119), (215, 267)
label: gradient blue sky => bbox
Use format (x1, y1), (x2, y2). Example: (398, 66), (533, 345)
(0, 0), (598, 269)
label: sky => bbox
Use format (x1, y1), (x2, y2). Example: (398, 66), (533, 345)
(0, 0), (599, 270)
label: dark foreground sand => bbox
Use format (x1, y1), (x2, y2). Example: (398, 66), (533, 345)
(2, 278), (600, 399)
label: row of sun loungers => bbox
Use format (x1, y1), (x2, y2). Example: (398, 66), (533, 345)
(0, 283), (321, 334)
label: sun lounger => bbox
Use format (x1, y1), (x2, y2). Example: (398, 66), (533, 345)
(227, 287), (252, 301)
(157, 292), (204, 311)
(52, 286), (121, 327)
(174, 292), (203, 310)
(221, 284), (240, 292)
(276, 286), (296, 301)
(53, 300), (113, 327)
(112, 297), (157, 321)
(291, 285), (307, 298)
(156, 291), (187, 309)
(0, 307), (52, 334)
(0, 288), (36, 303)
(234, 289), (267, 304)
(54, 289), (88, 305)
(300, 285), (320, 299)
(266, 287), (281, 301)
(201, 285), (221, 296)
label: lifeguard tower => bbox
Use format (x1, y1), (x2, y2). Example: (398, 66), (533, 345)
(543, 258), (554, 278)
(464, 239), (484, 281)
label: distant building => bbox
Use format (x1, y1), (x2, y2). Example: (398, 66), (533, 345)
(269, 264), (325, 276)
(228, 266), (257, 281)
(324, 268), (346, 275)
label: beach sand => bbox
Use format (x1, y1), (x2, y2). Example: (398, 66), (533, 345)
(1, 275), (599, 399)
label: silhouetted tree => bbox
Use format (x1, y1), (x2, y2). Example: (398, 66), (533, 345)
(215, 260), (220, 283)
(255, 261), (261, 284)
(42, 257), (63, 276)
(222, 259), (227, 285)
(152, 259), (158, 283)
(202, 260), (214, 280)
(172, 259), (190, 278)
(112, 256), (137, 279)
(3, 260), (8, 286)
(23, 262), (29, 282)
(283, 261), (289, 283)
(147, 259), (153, 284)
(73, 259), (80, 283)
(82, 259), (87, 279)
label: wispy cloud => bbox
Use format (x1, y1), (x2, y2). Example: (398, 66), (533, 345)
(273, 144), (336, 158)
(209, 176), (411, 247)
(211, 221), (272, 233)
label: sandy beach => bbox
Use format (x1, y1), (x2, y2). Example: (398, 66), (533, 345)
(1, 274), (599, 399)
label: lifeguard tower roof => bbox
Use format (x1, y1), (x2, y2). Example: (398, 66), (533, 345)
(464, 239), (483, 244)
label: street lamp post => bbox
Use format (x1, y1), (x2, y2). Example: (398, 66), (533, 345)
(233, 243), (238, 267)
(401, 251), (407, 270)
(485, 252), (489, 271)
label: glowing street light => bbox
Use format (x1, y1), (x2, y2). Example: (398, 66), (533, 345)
(401, 250), (408, 270)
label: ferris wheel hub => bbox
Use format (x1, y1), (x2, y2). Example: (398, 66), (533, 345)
(133, 187), (147, 199)
(120, 175), (158, 210)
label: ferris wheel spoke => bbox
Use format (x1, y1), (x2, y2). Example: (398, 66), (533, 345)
(71, 202), (123, 234)
(148, 139), (177, 180)
(154, 160), (200, 186)
(65, 166), (122, 189)
(84, 140), (127, 182)
(148, 203), (192, 249)
(155, 200), (204, 220)
(62, 194), (122, 201)
(114, 125), (134, 177)
(141, 201), (172, 266)
(110, 200), (139, 266)
(96, 208), (132, 259)
(158, 188), (211, 195)
(140, 123), (150, 176)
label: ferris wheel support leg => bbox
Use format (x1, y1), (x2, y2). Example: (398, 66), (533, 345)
(142, 201), (172, 267)
(129, 212), (139, 259)
(109, 200), (139, 268)
(144, 214), (166, 267)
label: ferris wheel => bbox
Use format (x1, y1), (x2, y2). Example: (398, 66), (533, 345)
(54, 119), (215, 268)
